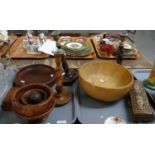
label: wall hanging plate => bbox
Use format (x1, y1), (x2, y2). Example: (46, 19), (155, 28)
(14, 64), (56, 86)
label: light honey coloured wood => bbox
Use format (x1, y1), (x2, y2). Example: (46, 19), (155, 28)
(0, 51), (152, 70)
(8, 36), (49, 59)
(91, 36), (139, 60)
(79, 61), (134, 101)
(0, 33), (152, 70)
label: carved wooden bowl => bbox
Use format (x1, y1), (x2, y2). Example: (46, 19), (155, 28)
(14, 64), (56, 87)
(12, 83), (55, 122)
(79, 61), (134, 101)
(21, 89), (47, 105)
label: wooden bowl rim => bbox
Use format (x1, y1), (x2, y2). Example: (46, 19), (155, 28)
(79, 61), (134, 90)
(12, 83), (54, 107)
(14, 64), (56, 86)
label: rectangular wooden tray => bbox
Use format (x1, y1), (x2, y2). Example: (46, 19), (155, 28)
(91, 36), (139, 59)
(60, 36), (96, 60)
(9, 36), (49, 59)
(0, 35), (17, 57)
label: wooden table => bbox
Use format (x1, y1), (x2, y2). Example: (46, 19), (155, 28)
(1, 35), (152, 69)
(2, 52), (152, 70)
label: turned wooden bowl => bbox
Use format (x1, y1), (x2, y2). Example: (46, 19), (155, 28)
(12, 84), (55, 122)
(14, 64), (56, 87)
(79, 61), (134, 101)
(21, 89), (47, 105)
(14, 102), (54, 123)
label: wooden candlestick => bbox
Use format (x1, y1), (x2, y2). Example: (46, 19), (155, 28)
(117, 41), (124, 65)
(51, 30), (78, 85)
(54, 49), (71, 106)
(62, 54), (79, 85)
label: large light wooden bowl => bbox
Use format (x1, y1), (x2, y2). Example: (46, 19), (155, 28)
(79, 61), (134, 101)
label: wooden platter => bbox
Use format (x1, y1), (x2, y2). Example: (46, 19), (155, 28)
(0, 35), (17, 57)
(14, 64), (55, 86)
(8, 36), (49, 59)
(59, 36), (96, 60)
(91, 35), (139, 60)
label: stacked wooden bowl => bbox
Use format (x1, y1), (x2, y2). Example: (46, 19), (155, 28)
(12, 84), (55, 123)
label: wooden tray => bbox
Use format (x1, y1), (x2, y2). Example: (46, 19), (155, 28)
(0, 35), (17, 57)
(14, 64), (55, 86)
(91, 36), (139, 60)
(60, 36), (96, 60)
(9, 36), (49, 59)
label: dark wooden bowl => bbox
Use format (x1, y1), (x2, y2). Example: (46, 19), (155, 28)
(15, 101), (55, 123)
(21, 89), (47, 105)
(12, 84), (55, 122)
(14, 64), (56, 87)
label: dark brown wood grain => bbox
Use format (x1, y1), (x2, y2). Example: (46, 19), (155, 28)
(1, 87), (19, 111)
(14, 64), (56, 86)
(12, 83), (55, 122)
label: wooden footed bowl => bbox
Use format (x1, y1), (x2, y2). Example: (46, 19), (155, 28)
(12, 84), (55, 122)
(79, 61), (134, 101)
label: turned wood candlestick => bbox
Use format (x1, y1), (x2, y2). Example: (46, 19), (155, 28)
(61, 53), (79, 85)
(54, 49), (71, 106)
(117, 42), (124, 65)
(51, 30), (78, 85)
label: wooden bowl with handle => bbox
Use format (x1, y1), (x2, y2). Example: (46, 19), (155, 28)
(79, 61), (134, 102)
